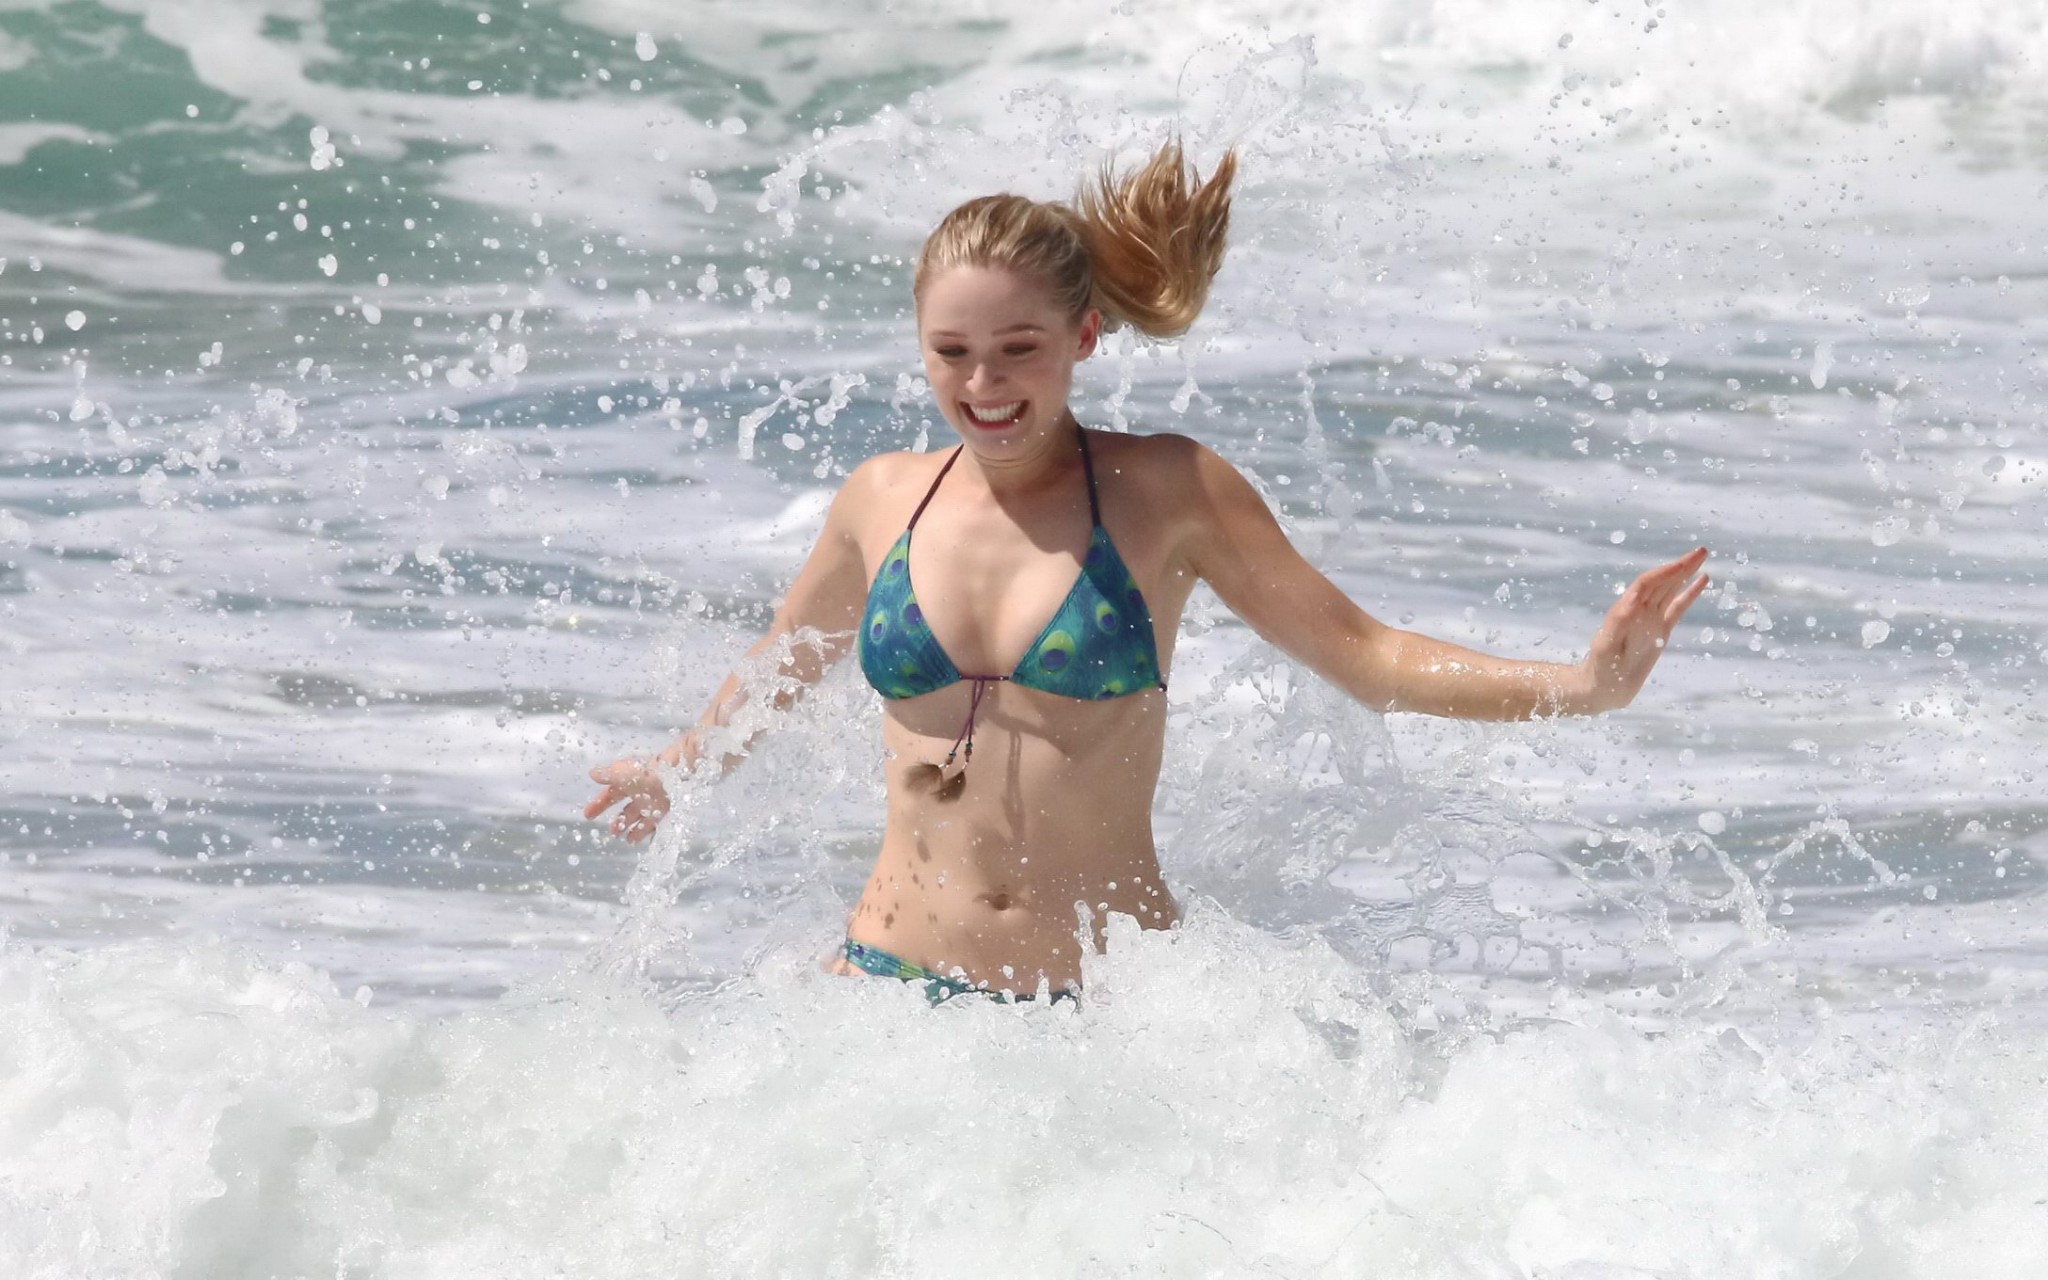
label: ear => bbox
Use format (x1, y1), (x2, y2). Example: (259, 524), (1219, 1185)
(1075, 308), (1102, 361)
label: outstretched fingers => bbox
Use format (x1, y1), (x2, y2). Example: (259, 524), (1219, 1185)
(1663, 572), (1709, 626)
(585, 758), (657, 821)
(583, 763), (627, 819)
(1637, 548), (1709, 612)
(582, 785), (621, 821)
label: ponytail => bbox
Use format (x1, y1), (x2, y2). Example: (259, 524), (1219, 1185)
(1071, 140), (1235, 339)
(913, 138), (1236, 340)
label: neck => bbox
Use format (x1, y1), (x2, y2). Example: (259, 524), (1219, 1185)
(961, 410), (1084, 497)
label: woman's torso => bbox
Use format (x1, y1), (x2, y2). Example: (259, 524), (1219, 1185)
(842, 430), (1199, 994)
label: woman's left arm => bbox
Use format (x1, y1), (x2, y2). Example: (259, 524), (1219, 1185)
(1174, 440), (1708, 719)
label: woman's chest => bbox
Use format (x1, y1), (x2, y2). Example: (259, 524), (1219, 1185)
(864, 498), (1187, 678)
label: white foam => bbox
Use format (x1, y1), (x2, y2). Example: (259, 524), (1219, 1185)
(4, 923), (2046, 1276)
(0, 209), (248, 296)
(0, 123), (103, 166)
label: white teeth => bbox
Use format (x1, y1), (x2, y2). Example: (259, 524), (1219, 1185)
(967, 401), (1023, 423)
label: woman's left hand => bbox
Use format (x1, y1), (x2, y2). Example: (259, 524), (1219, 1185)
(1575, 547), (1710, 713)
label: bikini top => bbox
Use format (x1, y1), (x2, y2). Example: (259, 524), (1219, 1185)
(857, 430), (1165, 768)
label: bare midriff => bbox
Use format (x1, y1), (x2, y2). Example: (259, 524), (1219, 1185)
(843, 680), (1176, 994)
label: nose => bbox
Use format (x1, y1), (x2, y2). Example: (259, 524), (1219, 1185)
(963, 360), (1004, 397)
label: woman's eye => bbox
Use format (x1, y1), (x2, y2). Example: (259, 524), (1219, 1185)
(934, 347), (966, 358)
(1004, 346), (1038, 357)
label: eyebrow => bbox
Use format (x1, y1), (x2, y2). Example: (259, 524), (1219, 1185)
(925, 324), (1047, 338)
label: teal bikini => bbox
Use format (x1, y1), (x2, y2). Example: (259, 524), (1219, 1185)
(856, 428), (1165, 769)
(848, 428), (1158, 1004)
(843, 938), (1076, 1005)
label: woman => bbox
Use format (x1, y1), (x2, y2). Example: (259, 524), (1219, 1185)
(585, 141), (1709, 1002)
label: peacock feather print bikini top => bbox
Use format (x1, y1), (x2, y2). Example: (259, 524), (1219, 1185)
(857, 429), (1165, 770)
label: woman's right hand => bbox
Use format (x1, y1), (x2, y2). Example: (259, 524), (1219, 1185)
(584, 756), (673, 843)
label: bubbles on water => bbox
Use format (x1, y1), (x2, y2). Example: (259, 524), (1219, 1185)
(1697, 810), (1727, 835)
(308, 126), (337, 171)
(634, 33), (657, 61)
(137, 466), (172, 507)
(1809, 339), (1835, 388)
(1861, 619), (1892, 647)
(253, 386), (300, 438)
(63, 310), (85, 331)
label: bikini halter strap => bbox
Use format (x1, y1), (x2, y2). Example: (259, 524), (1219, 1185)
(904, 446), (964, 533)
(907, 429), (1100, 534)
(1075, 426), (1103, 528)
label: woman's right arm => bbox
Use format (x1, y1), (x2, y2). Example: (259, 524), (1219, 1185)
(584, 463), (879, 842)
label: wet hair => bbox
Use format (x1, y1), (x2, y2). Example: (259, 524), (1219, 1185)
(912, 138), (1236, 339)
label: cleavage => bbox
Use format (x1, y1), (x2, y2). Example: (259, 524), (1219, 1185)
(905, 503), (1090, 675)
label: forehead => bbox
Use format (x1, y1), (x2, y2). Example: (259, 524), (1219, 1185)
(917, 265), (1066, 335)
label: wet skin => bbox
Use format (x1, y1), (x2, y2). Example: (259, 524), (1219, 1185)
(586, 266), (1711, 996)
(835, 430), (1198, 993)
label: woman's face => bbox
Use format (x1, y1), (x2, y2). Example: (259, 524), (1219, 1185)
(917, 265), (1100, 460)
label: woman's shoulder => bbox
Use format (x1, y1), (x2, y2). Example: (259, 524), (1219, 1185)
(827, 448), (952, 523)
(1085, 429), (1231, 497)
(841, 447), (949, 490)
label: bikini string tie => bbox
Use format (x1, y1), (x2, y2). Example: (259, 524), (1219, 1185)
(943, 675), (1005, 769)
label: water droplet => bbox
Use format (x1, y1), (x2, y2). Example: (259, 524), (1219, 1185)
(1870, 515), (1907, 547)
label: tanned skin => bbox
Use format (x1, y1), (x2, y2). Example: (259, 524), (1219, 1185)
(586, 266), (1710, 995)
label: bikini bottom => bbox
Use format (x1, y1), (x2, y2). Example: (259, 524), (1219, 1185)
(842, 939), (1077, 1006)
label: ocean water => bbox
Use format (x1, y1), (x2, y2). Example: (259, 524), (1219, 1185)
(3, 0), (2046, 1274)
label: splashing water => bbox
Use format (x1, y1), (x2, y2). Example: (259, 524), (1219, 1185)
(3, 0), (2047, 1273)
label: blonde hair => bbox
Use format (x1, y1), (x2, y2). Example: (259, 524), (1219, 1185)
(913, 139), (1236, 340)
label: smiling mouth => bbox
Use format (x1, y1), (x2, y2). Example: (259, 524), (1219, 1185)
(963, 400), (1025, 426)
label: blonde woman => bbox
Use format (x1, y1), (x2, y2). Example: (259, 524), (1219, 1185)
(586, 141), (1709, 1002)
